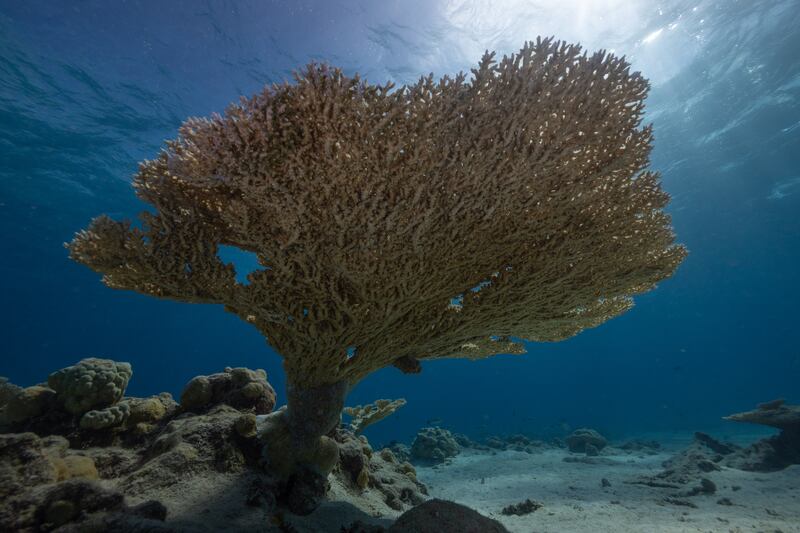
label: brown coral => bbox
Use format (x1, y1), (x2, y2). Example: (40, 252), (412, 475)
(68, 38), (685, 478)
(344, 398), (407, 434)
(68, 38), (684, 388)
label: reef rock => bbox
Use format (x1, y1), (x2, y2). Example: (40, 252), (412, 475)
(0, 433), (153, 531)
(410, 427), (460, 463)
(180, 367), (276, 414)
(0, 358), (438, 531)
(47, 358), (132, 415)
(721, 399), (800, 471)
(120, 404), (263, 497)
(0, 385), (57, 425)
(387, 499), (508, 533)
(382, 441), (411, 463)
(0, 376), (21, 406)
(334, 429), (428, 513)
(566, 428), (608, 454)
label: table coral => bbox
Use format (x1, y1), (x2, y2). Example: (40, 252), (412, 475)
(68, 38), (686, 489)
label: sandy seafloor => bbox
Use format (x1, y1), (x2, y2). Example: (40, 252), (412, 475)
(413, 433), (800, 533)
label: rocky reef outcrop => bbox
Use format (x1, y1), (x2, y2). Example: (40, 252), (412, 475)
(0, 359), (431, 532)
(722, 399), (800, 471)
(410, 427), (460, 463)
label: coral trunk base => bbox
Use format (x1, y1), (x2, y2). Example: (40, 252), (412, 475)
(286, 380), (348, 447)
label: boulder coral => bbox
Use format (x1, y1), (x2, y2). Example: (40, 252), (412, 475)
(566, 428), (608, 454)
(410, 427), (461, 463)
(47, 358), (132, 416)
(179, 366), (276, 414)
(68, 38), (685, 488)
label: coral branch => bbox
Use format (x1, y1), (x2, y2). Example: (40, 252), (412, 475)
(344, 398), (407, 434)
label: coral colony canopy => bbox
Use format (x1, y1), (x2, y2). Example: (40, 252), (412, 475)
(69, 38), (686, 391)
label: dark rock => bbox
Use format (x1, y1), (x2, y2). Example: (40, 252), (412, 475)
(717, 497), (734, 506)
(620, 439), (661, 452)
(388, 499), (508, 533)
(662, 497), (697, 508)
(585, 443), (599, 456)
(500, 498), (542, 516)
(128, 500), (168, 521)
(601, 478), (611, 488)
(36, 479), (125, 528)
(284, 467), (329, 516)
(682, 477), (717, 496)
(339, 433), (368, 485)
(343, 521), (387, 533)
(694, 432), (736, 455)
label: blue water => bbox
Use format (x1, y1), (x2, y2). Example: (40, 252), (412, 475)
(1, 0), (798, 447)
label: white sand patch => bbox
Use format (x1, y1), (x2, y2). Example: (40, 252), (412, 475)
(416, 448), (800, 532)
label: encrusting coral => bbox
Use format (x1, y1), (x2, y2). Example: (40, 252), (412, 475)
(344, 398), (407, 434)
(67, 38), (686, 487)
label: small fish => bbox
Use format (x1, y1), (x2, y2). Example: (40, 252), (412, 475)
(426, 418), (443, 426)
